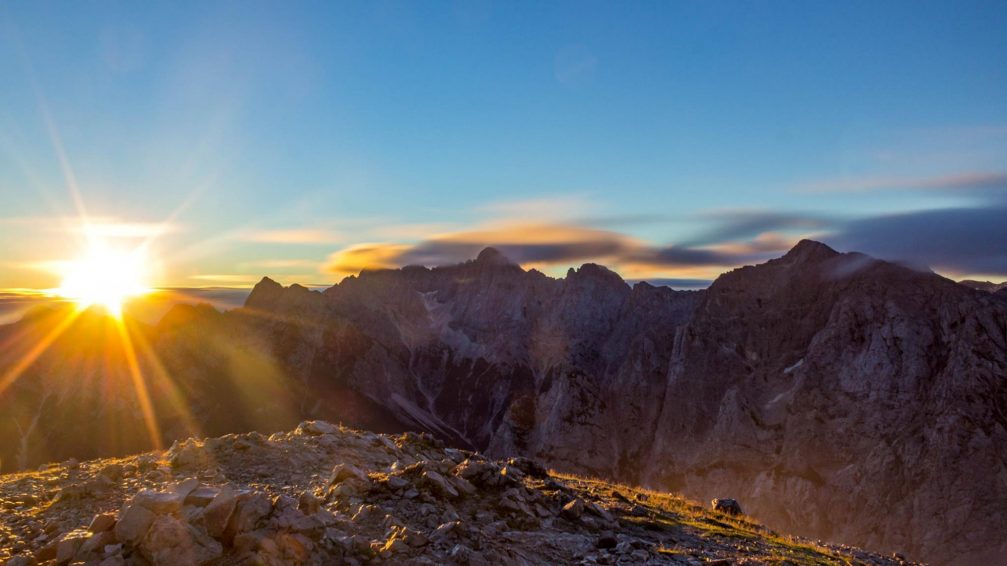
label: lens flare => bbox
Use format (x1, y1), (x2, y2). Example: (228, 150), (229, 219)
(56, 244), (151, 315)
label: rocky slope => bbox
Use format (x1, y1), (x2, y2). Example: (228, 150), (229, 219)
(1, 241), (1005, 564)
(959, 279), (1007, 293)
(0, 421), (912, 565)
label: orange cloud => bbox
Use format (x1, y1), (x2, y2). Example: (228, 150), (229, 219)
(325, 243), (412, 276)
(321, 220), (788, 285)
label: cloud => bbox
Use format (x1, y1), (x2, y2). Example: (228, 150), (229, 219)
(797, 171), (1007, 195)
(683, 210), (835, 246)
(829, 204), (1007, 276)
(323, 221), (782, 282)
(325, 243), (412, 276)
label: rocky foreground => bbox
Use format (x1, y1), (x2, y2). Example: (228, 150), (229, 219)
(0, 422), (911, 566)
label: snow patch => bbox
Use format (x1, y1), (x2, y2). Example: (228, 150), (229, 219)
(783, 358), (804, 374)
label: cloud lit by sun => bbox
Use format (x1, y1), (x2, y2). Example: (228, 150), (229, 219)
(55, 242), (151, 315)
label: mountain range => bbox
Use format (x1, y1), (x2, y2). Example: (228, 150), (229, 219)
(1, 240), (1005, 565)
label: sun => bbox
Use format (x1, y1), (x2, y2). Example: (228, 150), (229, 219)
(56, 244), (151, 316)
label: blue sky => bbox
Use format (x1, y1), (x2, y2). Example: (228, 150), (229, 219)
(1, 1), (1006, 289)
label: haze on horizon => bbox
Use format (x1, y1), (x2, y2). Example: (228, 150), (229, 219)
(1, 1), (1006, 296)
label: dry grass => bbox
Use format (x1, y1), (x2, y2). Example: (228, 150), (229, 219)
(548, 469), (856, 566)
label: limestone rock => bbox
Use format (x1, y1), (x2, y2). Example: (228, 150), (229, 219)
(139, 515), (222, 566)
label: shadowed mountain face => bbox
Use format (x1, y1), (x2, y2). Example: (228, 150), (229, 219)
(1, 241), (1005, 564)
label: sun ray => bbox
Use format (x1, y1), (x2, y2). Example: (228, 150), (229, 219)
(123, 318), (202, 440)
(113, 316), (163, 450)
(0, 307), (82, 397)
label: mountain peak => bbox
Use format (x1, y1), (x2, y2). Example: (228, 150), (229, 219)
(244, 276), (284, 309)
(474, 247), (514, 266)
(782, 239), (839, 263)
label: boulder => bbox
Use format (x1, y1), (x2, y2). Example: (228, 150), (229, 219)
(297, 491), (321, 515)
(184, 486), (220, 507)
(55, 529), (89, 564)
(506, 457), (549, 479)
(422, 471), (458, 498)
(201, 485), (237, 538)
(133, 490), (185, 514)
(561, 498), (585, 520)
(297, 420), (339, 436)
(139, 515), (223, 566)
(114, 503), (157, 545)
(167, 440), (213, 470)
(329, 463), (369, 485)
(224, 492), (272, 541)
(711, 498), (743, 516)
(88, 513), (117, 533)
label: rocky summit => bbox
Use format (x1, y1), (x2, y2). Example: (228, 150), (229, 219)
(0, 422), (913, 566)
(1, 240), (1005, 565)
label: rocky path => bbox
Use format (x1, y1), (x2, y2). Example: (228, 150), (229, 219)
(0, 422), (913, 565)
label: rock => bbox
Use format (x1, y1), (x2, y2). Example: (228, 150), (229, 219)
(597, 532), (618, 549)
(506, 457), (549, 479)
(184, 487), (219, 507)
(33, 539), (57, 563)
(3, 557), (34, 566)
(167, 439), (213, 470)
(79, 530), (117, 555)
(298, 420), (339, 436)
(99, 463), (124, 481)
(55, 529), (89, 564)
(329, 463), (369, 485)
(430, 521), (460, 541)
(201, 485), (237, 538)
(298, 491), (321, 515)
(114, 503), (157, 545)
(380, 536), (409, 556)
(422, 471), (458, 498)
(561, 498), (585, 520)
(224, 492), (272, 541)
(99, 556), (125, 566)
(140, 515), (223, 566)
(452, 475), (477, 496)
(630, 548), (649, 561)
(386, 475), (410, 490)
(133, 490), (185, 514)
(174, 478), (200, 499)
(88, 513), (117, 533)
(711, 498), (743, 516)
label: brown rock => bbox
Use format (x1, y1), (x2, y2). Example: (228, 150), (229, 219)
(201, 485), (237, 538)
(133, 490), (185, 514)
(140, 515), (223, 566)
(79, 530), (117, 555)
(184, 486), (220, 507)
(114, 504), (157, 545)
(55, 529), (89, 564)
(88, 513), (116, 533)
(561, 498), (585, 520)
(297, 491), (321, 515)
(224, 492), (272, 541)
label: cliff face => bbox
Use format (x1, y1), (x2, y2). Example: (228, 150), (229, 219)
(1, 241), (1005, 564)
